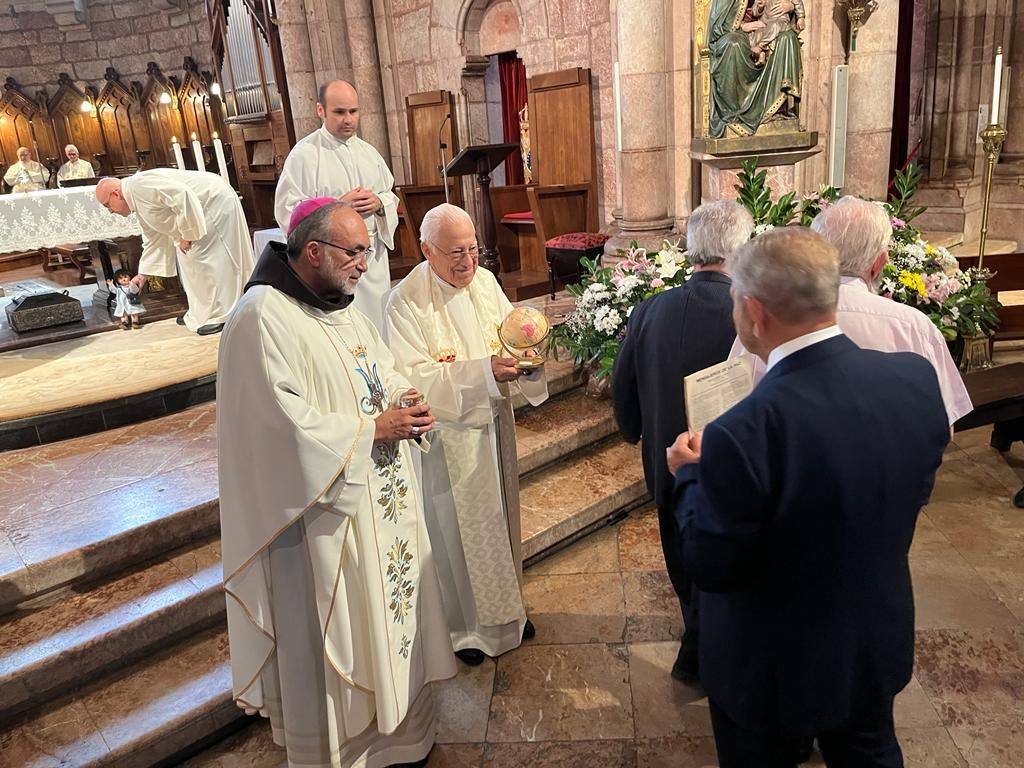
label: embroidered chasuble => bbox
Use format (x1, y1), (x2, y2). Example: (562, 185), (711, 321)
(385, 262), (549, 657)
(218, 247), (455, 768)
(274, 127), (399, 330)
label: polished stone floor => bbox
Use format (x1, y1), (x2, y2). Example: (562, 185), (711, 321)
(185, 426), (1024, 768)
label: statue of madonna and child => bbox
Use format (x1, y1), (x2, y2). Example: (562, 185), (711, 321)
(706, 0), (806, 139)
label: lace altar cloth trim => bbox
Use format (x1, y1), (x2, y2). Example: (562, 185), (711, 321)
(0, 187), (142, 254)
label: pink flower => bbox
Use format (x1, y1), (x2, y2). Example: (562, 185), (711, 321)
(891, 217), (906, 230)
(651, 278), (665, 289)
(884, 292), (893, 299)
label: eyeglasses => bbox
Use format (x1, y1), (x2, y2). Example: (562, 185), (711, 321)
(445, 244), (480, 264)
(314, 240), (371, 262)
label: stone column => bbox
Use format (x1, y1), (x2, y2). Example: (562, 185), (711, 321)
(608, 0), (674, 250)
(842, 1), (900, 199)
(276, 0), (319, 140)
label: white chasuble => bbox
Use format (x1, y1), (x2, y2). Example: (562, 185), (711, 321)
(385, 262), (548, 657)
(122, 168), (255, 331)
(57, 158), (95, 185)
(274, 127), (399, 331)
(218, 287), (455, 768)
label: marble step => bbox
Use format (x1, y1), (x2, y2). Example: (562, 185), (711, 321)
(0, 627), (240, 768)
(950, 238), (1019, 257)
(0, 537), (223, 721)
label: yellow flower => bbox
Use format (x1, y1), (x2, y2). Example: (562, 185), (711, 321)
(898, 271), (927, 298)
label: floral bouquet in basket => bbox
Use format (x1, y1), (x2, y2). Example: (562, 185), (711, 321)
(550, 241), (692, 379)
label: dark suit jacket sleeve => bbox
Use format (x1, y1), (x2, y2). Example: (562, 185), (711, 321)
(611, 303), (644, 444)
(672, 421), (769, 592)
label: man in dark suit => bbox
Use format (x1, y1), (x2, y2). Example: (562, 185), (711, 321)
(612, 200), (754, 684)
(668, 227), (950, 767)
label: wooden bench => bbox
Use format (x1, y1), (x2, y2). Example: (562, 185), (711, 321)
(955, 252), (1024, 340)
(955, 362), (1024, 451)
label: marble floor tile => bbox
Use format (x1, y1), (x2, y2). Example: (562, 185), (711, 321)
(929, 458), (1015, 506)
(429, 743), (485, 768)
(527, 525), (620, 576)
(914, 627), (1024, 728)
(180, 720), (286, 767)
(166, 538), (223, 592)
(617, 506), (666, 573)
(434, 658), (496, 744)
(0, 531), (28, 581)
(924, 499), (1024, 565)
(488, 643), (633, 742)
(635, 737), (720, 768)
(948, 723), (1024, 767)
(894, 677), (942, 728)
(628, 641), (713, 739)
(622, 570), (683, 643)
(972, 563), (1024, 621)
(0, 698), (110, 768)
(522, 572), (625, 644)
(481, 739), (636, 767)
(897, 727), (969, 767)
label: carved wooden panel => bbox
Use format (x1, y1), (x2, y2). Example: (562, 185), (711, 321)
(526, 68), (595, 188)
(48, 73), (105, 173)
(97, 69), (151, 175)
(406, 90), (458, 186)
(0, 78), (59, 173)
(140, 62), (185, 168)
(177, 57), (219, 146)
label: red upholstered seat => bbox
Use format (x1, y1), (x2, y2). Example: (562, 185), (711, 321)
(503, 211), (534, 221)
(396, 203), (404, 215)
(545, 232), (610, 250)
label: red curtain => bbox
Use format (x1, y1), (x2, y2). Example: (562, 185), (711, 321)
(498, 52), (528, 186)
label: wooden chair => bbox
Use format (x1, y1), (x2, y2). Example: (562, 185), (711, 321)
(527, 183), (606, 297)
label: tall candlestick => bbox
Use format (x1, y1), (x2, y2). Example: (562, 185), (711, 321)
(191, 132), (206, 173)
(212, 131), (230, 184)
(991, 46), (1004, 125)
(171, 135), (185, 169)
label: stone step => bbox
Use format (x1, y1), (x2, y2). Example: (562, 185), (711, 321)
(0, 537), (223, 721)
(921, 230), (965, 249)
(950, 238), (1019, 257)
(0, 627), (240, 768)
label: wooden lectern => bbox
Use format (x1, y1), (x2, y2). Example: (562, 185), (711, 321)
(444, 143), (518, 282)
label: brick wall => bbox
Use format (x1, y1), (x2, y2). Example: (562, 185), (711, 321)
(0, 0), (212, 95)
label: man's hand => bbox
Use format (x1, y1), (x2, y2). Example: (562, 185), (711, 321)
(342, 187), (383, 216)
(374, 400), (435, 442)
(178, 239), (192, 253)
(667, 431), (703, 474)
(105, 279), (113, 287)
(491, 355), (523, 383)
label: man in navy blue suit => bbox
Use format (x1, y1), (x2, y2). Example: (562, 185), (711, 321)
(612, 200), (754, 684)
(668, 227), (950, 767)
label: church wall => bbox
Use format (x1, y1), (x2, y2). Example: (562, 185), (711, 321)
(0, 0), (212, 94)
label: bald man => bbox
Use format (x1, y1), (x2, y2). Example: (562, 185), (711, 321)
(4, 147), (46, 193)
(96, 170), (254, 334)
(273, 79), (399, 330)
(57, 144), (95, 186)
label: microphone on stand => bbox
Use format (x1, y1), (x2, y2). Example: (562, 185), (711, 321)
(438, 113), (451, 204)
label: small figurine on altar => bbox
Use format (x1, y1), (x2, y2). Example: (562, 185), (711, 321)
(106, 269), (147, 330)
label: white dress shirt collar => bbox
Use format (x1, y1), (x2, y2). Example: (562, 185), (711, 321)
(765, 325), (843, 372)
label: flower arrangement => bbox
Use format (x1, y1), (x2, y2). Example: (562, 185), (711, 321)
(551, 240), (692, 379)
(734, 160), (1000, 340)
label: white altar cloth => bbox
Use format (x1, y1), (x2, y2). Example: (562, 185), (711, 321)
(253, 227), (285, 256)
(0, 186), (142, 255)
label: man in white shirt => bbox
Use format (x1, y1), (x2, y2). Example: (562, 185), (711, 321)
(3, 147), (47, 193)
(730, 196), (972, 426)
(56, 144), (95, 186)
(274, 79), (399, 330)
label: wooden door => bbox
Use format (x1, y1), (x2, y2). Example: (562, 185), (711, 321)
(406, 90), (458, 186)
(526, 68), (595, 187)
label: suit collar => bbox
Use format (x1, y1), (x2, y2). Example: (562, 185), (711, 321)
(763, 334), (857, 381)
(687, 270), (731, 286)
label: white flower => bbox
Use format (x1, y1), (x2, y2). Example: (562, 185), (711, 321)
(594, 308), (623, 334)
(615, 274), (642, 297)
(657, 261), (682, 280)
(753, 223), (775, 236)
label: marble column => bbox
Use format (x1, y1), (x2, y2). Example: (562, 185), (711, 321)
(275, 0), (319, 140)
(608, 0), (674, 251)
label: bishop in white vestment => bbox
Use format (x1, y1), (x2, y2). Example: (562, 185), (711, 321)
(385, 204), (548, 663)
(218, 201), (455, 768)
(96, 170), (254, 334)
(56, 144), (95, 186)
(274, 79), (399, 330)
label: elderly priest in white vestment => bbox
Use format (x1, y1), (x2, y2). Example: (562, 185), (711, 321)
(385, 203), (548, 667)
(217, 199), (456, 768)
(274, 79), (399, 330)
(3, 146), (47, 192)
(96, 170), (254, 335)
(57, 144), (95, 186)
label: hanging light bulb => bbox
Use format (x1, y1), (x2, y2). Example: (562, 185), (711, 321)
(80, 98), (92, 113)
(159, 91), (172, 105)
(210, 82), (221, 97)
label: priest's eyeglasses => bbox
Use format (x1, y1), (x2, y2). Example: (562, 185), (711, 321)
(313, 240), (371, 262)
(446, 244), (480, 264)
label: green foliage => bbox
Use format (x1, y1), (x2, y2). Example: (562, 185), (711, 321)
(734, 159), (798, 227)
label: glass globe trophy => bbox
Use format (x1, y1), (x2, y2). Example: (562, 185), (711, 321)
(497, 306), (551, 369)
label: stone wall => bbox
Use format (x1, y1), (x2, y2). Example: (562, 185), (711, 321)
(0, 0), (212, 94)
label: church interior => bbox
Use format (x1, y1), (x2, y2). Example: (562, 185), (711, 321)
(1, 0), (1024, 766)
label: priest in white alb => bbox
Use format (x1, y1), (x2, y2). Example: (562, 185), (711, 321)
(274, 79), (399, 330)
(3, 146), (47, 192)
(56, 144), (95, 186)
(96, 170), (254, 335)
(218, 199), (455, 768)
(385, 203), (548, 666)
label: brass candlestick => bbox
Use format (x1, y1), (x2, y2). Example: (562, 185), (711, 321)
(977, 122), (1008, 271)
(836, 0), (878, 52)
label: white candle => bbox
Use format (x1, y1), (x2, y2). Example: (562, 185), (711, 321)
(191, 132), (206, 172)
(171, 135), (185, 169)
(991, 47), (1004, 125)
(212, 131), (230, 184)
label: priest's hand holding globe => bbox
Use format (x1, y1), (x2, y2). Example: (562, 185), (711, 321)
(495, 307), (551, 378)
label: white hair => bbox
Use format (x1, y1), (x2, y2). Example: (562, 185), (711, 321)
(65, 144), (79, 153)
(730, 227), (839, 324)
(686, 200), (755, 266)
(419, 203), (474, 248)
(810, 196), (892, 277)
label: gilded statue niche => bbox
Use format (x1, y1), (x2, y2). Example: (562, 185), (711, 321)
(692, 0), (818, 156)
